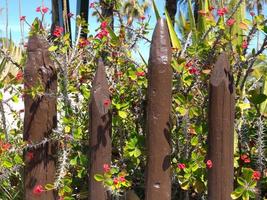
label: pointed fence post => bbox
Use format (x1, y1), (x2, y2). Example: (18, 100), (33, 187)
(207, 53), (235, 200)
(24, 35), (57, 200)
(145, 18), (172, 200)
(89, 59), (112, 200)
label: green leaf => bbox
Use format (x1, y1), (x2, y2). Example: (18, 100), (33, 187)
(118, 110), (128, 119)
(94, 174), (104, 182)
(190, 136), (198, 146)
(249, 93), (267, 104)
(187, 0), (198, 43)
(165, 9), (182, 50)
(48, 45), (58, 52)
(231, 187), (244, 199)
(237, 177), (246, 186)
(104, 178), (113, 186)
(152, 0), (160, 20)
(45, 183), (55, 190)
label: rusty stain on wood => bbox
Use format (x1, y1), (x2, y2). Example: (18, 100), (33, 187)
(207, 53), (235, 200)
(145, 18), (172, 200)
(89, 59), (112, 200)
(24, 35), (57, 200)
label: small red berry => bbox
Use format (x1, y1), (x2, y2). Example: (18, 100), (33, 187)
(206, 160), (213, 169)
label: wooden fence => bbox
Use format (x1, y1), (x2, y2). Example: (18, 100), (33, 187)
(23, 18), (235, 200)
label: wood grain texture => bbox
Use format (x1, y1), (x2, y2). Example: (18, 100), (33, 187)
(24, 35), (57, 200)
(207, 53), (235, 200)
(145, 18), (172, 200)
(89, 59), (112, 200)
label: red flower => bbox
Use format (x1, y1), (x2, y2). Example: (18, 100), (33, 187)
(244, 158), (251, 163)
(136, 71), (145, 77)
(206, 160), (213, 169)
(189, 67), (198, 75)
(242, 40), (248, 49)
(209, 6), (215, 11)
(101, 21), (108, 30)
(140, 16), (146, 20)
(103, 164), (110, 173)
(240, 154), (248, 161)
(226, 18), (235, 26)
(113, 177), (119, 185)
(250, 11), (255, 17)
(178, 163), (186, 170)
(26, 152), (34, 160)
(16, 71), (23, 81)
(53, 26), (63, 37)
(96, 28), (109, 39)
(2, 143), (11, 151)
(119, 176), (126, 182)
(20, 16), (26, 21)
(79, 38), (90, 48)
(217, 7), (228, 16)
(89, 2), (95, 8)
(33, 185), (44, 195)
(252, 171), (261, 181)
(103, 99), (111, 107)
(41, 6), (49, 14)
(36, 6), (41, 12)
(185, 61), (193, 68)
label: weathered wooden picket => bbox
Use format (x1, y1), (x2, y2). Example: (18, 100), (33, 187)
(23, 18), (235, 200)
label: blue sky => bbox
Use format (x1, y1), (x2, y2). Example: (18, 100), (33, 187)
(0, 1), (266, 62)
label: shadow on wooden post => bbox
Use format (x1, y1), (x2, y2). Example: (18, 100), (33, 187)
(207, 53), (235, 200)
(145, 18), (172, 200)
(89, 59), (112, 200)
(23, 35), (57, 200)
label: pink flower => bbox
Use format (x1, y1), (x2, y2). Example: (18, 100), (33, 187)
(223, 7), (228, 13)
(206, 160), (213, 169)
(113, 177), (119, 185)
(226, 18), (235, 26)
(178, 163), (186, 170)
(119, 176), (126, 182)
(89, 2), (95, 8)
(53, 26), (63, 37)
(41, 6), (49, 14)
(250, 11), (255, 17)
(33, 185), (44, 195)
(244, 158), (251, 163)
(101, 21), (108, 30)
(242, 40), (248, 49)
(36, 6), (41, 12)
(136, 71), (145, 77)
(20, 16), (26, 21)
(252, 171), (261, 181)
(103, 99), (111, 107)
(103, 164), (110, 173)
